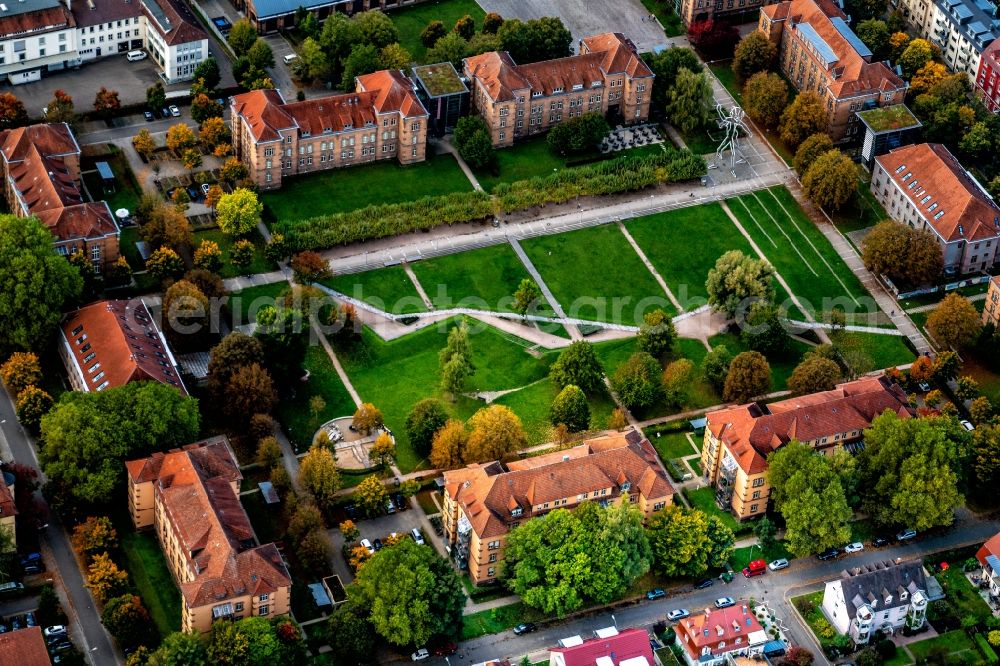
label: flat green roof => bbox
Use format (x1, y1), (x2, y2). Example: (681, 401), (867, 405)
(413, 63), (468, 97)
(857, 104), (921, 133)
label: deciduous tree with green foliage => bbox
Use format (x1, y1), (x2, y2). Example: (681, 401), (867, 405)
(702, 344), (733, 391)
(732, 32), (776, 80)
(326, 600), (375, 665)
(452, 116), (495, 169)
(550, 341), (604, 395)
(793, 133), (834, 177)
(802, 149), (858, 211)
(207, 616), (304, 664)
(228, 19), (257, 56)
(406, 398), (449, 457)
(646, 505), (734, 576)
(899, 38), (936, 78)
(148, 631), (208, 666)
(779, 91), (829, 148)
(742, 71), (789, 129)
(421, 20), (447, 47)
(741, 301), (789, 356)
(637, 309), (676, 358)
(217, 188), (262, 236)
(102, 594), (152, 648)
(208, 331), (264, 398)
(705, 250), (775, 318)
(927, 293), (982, 348)
(513, 278), (542, 316)
(550, 384), (590, 432)
(547, 112), (610, 154)
(856, 19), (890, 60)
(354, 10), (398, 48)
(861, 220), (943, 287)
(666, 68), (713, 133)
(16, 386), (52, 432)
(425, 31), (468, 67)
(298, 445), (341, 511)
(497, 16), (572, 64)
(723, 351), (771, 403)
(649, 46), (703, 111)
(439, 321), (475, 398)
(788, 356), (842, 395)
(611, 352), (663, 410)
(662, 358), (694, 408)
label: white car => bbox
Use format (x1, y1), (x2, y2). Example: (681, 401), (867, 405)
(411, 648), (430, 661)
(844, 542), (864, 554)
(44, 625), (67, 639)
(714, 597), (736, 609)
(360, 538), (374, 554)
(666, 609), (690, 621)
(768, 558), (789, 571)
(169, 105), (181, 117)
(960, 419), (975, 431)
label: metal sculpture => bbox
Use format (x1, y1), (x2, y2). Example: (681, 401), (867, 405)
(711, 103), (752, 176)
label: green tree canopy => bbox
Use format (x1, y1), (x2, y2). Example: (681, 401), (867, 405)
(550, 384), (590, 432)
(793, 133), (834, 177)
(649, 46), (703, 111)
(497, 17), (572, 64)
(861, 220), (943, 287)
(666, 68), (713, 133)
(705, 250), (775, 318)
(723, 351), (772, 403)
(647, 505), (735, 576)
(732, 32), (776, 80)
(787, 356), (842, 395)
(742, 71), (789, 129)
(637, 309), (677, 358)
(405, 398), (449, 457)
(610, 352), (663, 410)
(802, 149), (857, 211)
(779, 91), (829, 148)
(547, 112), (610, 154)
(550, 341), (605, 395)
(927, 293), (981, 348)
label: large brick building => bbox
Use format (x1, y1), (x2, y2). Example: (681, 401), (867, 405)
(758, 0), (907, 142)
(462, 33), (653, 149)
(872, 143), (1000, 275)
(126, 437), (291, 633)
(677, 0), (767, 28)
(702, 376), (913, 520)
(0, 123), (120, 271)
(975, 38), (1000, 112)
(231, 68), (428, 189)
(442, 430), (673, 585)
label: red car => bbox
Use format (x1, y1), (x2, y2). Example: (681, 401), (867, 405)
(743, 559), (767, 578)
(432, 643), (457, 656)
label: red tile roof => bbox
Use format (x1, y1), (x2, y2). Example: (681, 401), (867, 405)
(0, 3), (74, 39)
(141, 0), (207, 46)
(876, 143), (1000, 243)
(0, 123), (82, 217)
(356, 68), (429, 118)
(706, 376), (912, 475)
(232, 89), (296, 143)
(977, 532), (1000, 566)
(581, 33), (654, 78)
(0, 123), (78, 162)
(675, 605), (767, 660)
(0, 627), (50, 666)
(36, 201), (118, 242)
(60, 299), (187, 395)
(549, 628), (654, 666)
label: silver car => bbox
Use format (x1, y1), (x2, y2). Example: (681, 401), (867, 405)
(667, 609), (690, 621)
(768, 558), (790, 571)
(844, 542), (864, 553)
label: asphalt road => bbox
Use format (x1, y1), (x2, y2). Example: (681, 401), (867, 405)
(0, 387), (118, 666)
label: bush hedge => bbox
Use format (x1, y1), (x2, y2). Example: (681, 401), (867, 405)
(978, 633), (999, 665)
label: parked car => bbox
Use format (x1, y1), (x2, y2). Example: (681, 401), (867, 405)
(44, 626), (67, 640)
(431, 643), (457, 656)
(373, 538), (383, 551)
(844, 542), (864, 554)
(386, 499), (396, 515)
(169, 105), (181, 117)
(185, 185), (201, 201)
(394, 493), (407, 511)
(24, 612), (35, 627)
(666, 609), (690, 622)
(50, 640), (72, 652)
(344, 503), (357, 520)
(22, 562), (44, 575)
(19, 553), (41, 566)
(743, 559), (767, 578)
(646, 588), (666, 600)
(896, 529), (918, 542)
(714, 597), (736, 609)
(513, 623), (537, 635)
(694, 578), (714, 589)
(960, 419), (975, 431)
(360, 538), (374, 555)
(817, 548), (840, 561)
(872, 536), (890, 548)
(768, 559), (790, 571)
(143, 111), (154, 122)
(0, 582), (24, 596)
(160, 107), (170, 119)
(918, 381), (931, 392)
(0, 624), (6, 633)
(411, 528), (425, 546)
(10, 618), (21, 630)
(411, 649), (429, 662)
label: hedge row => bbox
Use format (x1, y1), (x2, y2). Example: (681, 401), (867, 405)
(282, 149), (706, 251)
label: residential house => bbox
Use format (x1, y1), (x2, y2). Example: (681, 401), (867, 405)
(909, 0), (1000, 83)
(236, 0), (424, 34)
(126, 437), (291, 633)
(549, 627), (655, 666)
(821, 560), (929, 644)
(702, 376), (913, 520)
(0, 123), (120, 271)
(441, 429), (674, 585)
(984, 276), (1000, 326)
(462, 32), (653, 148)
(674, 604), (769, 665)
(872, 143), (1000, 276)
(58, 300), (187, 395)
(0, 627), (51, 666)
(975, 532), (1000, 603)
(0, 470), (15, 552)
(230, 68), (428, 189)
(758, 0), (907, 142)
(975, 38), (1000, 111)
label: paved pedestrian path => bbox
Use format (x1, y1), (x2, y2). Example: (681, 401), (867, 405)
(438, 136), (484, 192)
(403, 263), (435, 310)
(617, 220), (684, 312)
(508, 238), (583, 340)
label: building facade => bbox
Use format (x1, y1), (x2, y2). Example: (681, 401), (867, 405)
(549, 627), (655, 666)
(0, 471), (15, 553)
(925, 0), (1000, 82)
(821, 561), (928, 644)
(975, 38), (1000, 112)
(975, 532), (1000, 602)
(126, 437), (291, 634)
(462, 32), (653, 149)
(702, 376), (913, 520)
(677, 0), (766, 28)
(872, 143), (1000, 276)
(983, 276), (1000, 326)
(758, 0), (907, 142)
(442, 430), (673, 585)
(231, 68), (428, 190)
(674, 605), (768, 666)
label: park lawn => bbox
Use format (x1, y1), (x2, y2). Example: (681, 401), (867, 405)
(193, 228), (275, 278)
(461, 602), (542, 640)
(908, 631), (978, 663)
(521, 224), (674, 326)
(493, 376), (618, 445)
(639, 0), (684, 36)
(228, 282), (290, 327)
(322, 265), (427, 315)
(683, 486), (749, 535)
(832, 331), (914, 371)
(676, 124), (721, 156)
(119, 529), (182, 637)
(411, 243), (546, 312)
(729, 541), (793, 571)
(275, 344), (357, 452)
(337, 318), (555, 472)
(961, 355), (1000, 405)
(261, 151), (472, 222)
(388, 0), (485, 63)
(474, 136), (568, 192)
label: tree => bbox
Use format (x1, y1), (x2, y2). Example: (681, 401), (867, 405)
(732, 32), (776, 80)
(741, 301), (790, 356)
(16, 386), (52, 432)
(513, 278), (542, 316)
(254, 305), (307, 385)
(705, 250), (775, 318)
(0, 92), (27, 129)
(788, 356), (842, 395)
(960, 121), (994, 160)
(782, 647), (816, 666)
(793, 133), (834, 177)
(326, 601), (375, 665)
(247, 39), (275, 71)
(228, 19), (257, 56)
(182, 148), (202, 170)
(146, 82), (167, 111)
(352, 402), (383, 434)
(216, 188), (262, 237)
(927, 293), (982, 348)
(421, 20), (447, 47)
(132, 129), (156, 158)
(754, 515), (777, 551)
(199, 117), (229, 150)
(224, 363), (277, 423)
(972, 425), (1000, 500)
(702, 344), (733, 391)
(547, 112), (611, 154)
(378, 43), (411, 70)
(452, 115), (495, 169)
(91, 87), (121, 121)
(102, 594), (152, 647)
(207, 617), (304, 665)
(439, 322), (475, 398)
(550, 341), (605, 395)
(44, 89), (74, 124)
(406, 398), (449, 457)
(145, 247), (184, 282)
(1, 351), (41, 396)
(370, 432), (396, 470)
(687, 18), (739, 58)
(637, 309), (677, 358)
(802, 149), (857, 211)
(899, 38), (935, 78)
(256, 436), (281, 469)
(858, 412), (966, 529)
(105, 256), (132, 288)
(467, 405), (527, 461)
(166, 123), (197, 153)
(742, 71), (789, 128)
(193, 57), (221, 91)
(856, 19), (890, 60)
(290, 250), (332, 283)
(230, 239), (255, 271)
(550, 384), (590, 432)
(220, 157), (249, 183)
(354, 9), (398, 48)
(909, 61), (948, 96)
(193, 239), (222, 272)
(497, 16), (572, 64)
(299, 446), (341, 511)
(611, 352), (663, 410)
(86, 552), (129, 604)
(956, 375), (980, 402)
(971, 396), (994, 425)
(666, 68), (713, 133)
(647, 505), (733, 577)
(207, 332), (264, 398)
(649, 46), (703, 111)
(143, 201), (192, 250)
(779, 91), (829, 148)
(0, 216), (82, 355)
(452, 14), (476, 40)
(355, 474), (388, 516)
(430, 419), (467, 469)
(933, 351), (960, 383)
(425, 32), (468, 67)
(861, 220), (943, 287)
(723, 351), (772, 403)
(148, 632), (208, 666)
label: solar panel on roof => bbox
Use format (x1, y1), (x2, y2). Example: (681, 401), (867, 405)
(831, 17), (873, 59)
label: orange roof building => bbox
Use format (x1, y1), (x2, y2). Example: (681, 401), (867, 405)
(0, 627), (51, 666)
(58, 299), (187, 395)
(0, 470), (15, 553)
(873, 143), (1000, 276)
(701, 376), (913, 521)
(442, 429), (673, 585)
(230, 69), (429, 190)
(758, 0), (907, 142)
(126, 437), (291, 633)
(674, 605), (769, 664)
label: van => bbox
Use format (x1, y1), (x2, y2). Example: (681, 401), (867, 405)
(742, 559), (767, 578)
(411, 528), (425, 546)
(283, 53), (298, 65)
(126, 50), (147, 62)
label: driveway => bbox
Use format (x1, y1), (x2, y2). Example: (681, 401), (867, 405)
(0, 594), (39, 620)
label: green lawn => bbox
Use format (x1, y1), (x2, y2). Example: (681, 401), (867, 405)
(262, 151), (472, 222)
(119, 530), (182, 637)
(639, 0), (684, 35)
(900, 282), (990, 310)
(492, 375), (617, 444)
(729, 541), (793, 571)
(676, 124), (722, 156)
(275, 344), (357, 452)
(388, 0), (486, 64)
(933, 563), (993, 622)
(193, 228), (275, 278)
(410, 243), (548, 312)
(83, 152), (142, 213)
(655, 647), (682, 666)
(683, 486), (747, 535)
(228, 282), (290, 327)
(322, 265), (427, 315)
(647, 428), (699, 461)
(792, 591), (839, 650)
(521, 224), (674, 325)
(119, 226), (146, 270)
(907, 630), (978, 664)
(461, 602), (541, 640)
(831, 331), (914, 371)
(473, 137), (572, 192)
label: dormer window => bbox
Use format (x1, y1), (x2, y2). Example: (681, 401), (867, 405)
(900, 591), (908, 600)
(894, 164), (906, 174)
(511, 507), (522, 517)
(531, 91), (542, 98)
(572, 83), (583, 91)
(553, 86), (564, 93)
(621, 481), (631, 491)
(591, 80), (602, 87)
(935, 210), (945, 220)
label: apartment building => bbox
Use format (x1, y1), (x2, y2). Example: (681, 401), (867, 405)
(231, 68), (428, 189)
(674, 605), (768, 666)
(759, 0), (907, 142)
(0, 123), (119, 271)
(821, 561), (928, 644)
(549, 627), (655, 666)
(59, 300), (187, 394)
(983, 276), (1000, 326)
(0, 0), (207, 86)
(922, 0), (1000, 82)
(462, 32), (653, 148)
(441, 430), (673, 585)
(873, 143), (1000, 275)
(702, 376), (913, 520)
(126, 437), (291, 633)
(677, 0), (767, 28)
(237, 0), (425, 34)
(975, 38), (1000, 111)
(975, 531), (1000, 601)
(0, 470), (15, 553)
